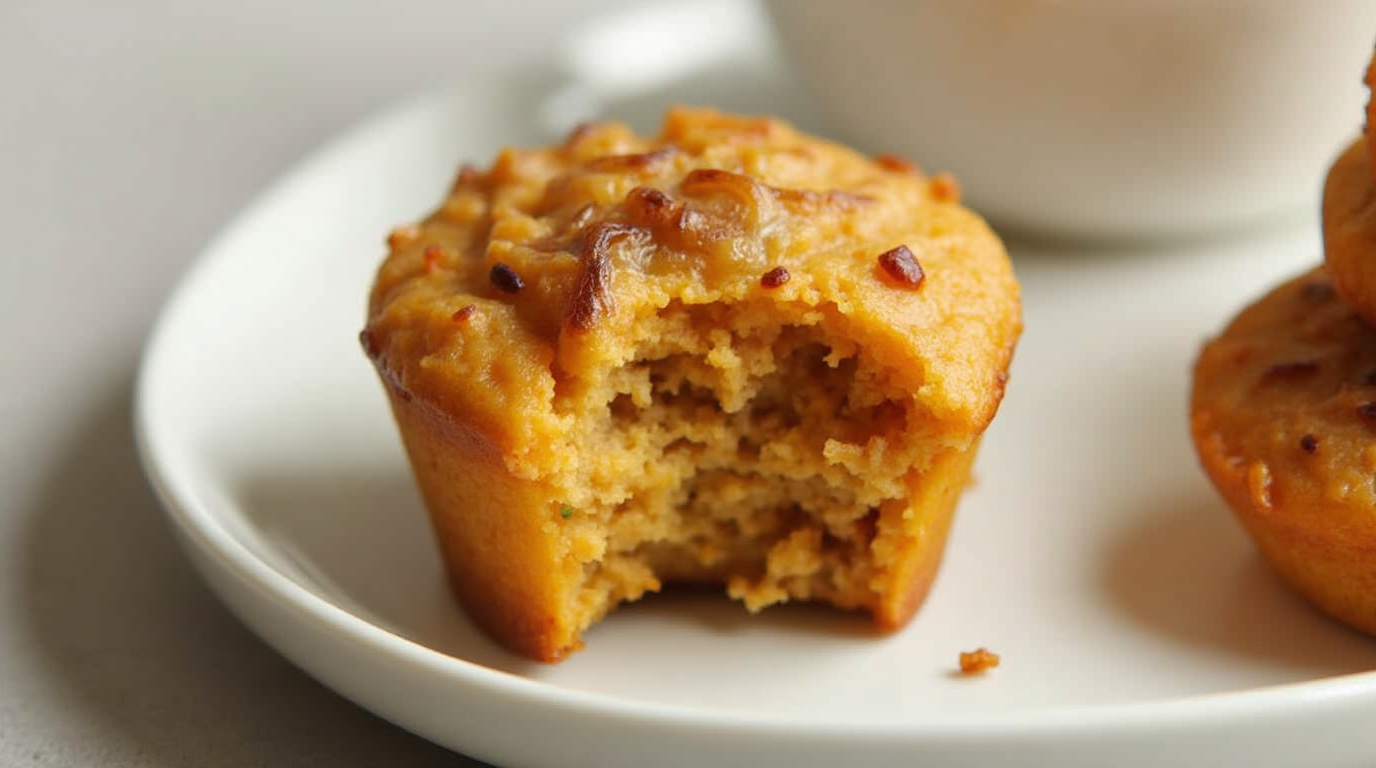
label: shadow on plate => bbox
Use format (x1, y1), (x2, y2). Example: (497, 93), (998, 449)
(16, 371), (478, 767)
(1099, 486), (1376, 677)
(235, 467), (537, 674)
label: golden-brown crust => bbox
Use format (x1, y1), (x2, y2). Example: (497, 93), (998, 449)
(383, 383), (579, 662)
(1190, 267), (1376, 635)
(870, 439), (981, 629)
(1323, 138), (1376, 330)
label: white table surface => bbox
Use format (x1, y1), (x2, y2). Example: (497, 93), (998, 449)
(0, 2), (623, 764)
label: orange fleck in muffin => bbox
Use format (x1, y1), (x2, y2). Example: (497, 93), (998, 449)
(361, 108), (1022, 662)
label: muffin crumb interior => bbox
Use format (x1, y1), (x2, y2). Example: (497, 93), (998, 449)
(551, 301), (939, 635)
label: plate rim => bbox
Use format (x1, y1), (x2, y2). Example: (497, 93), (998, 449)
(132, 74), (1376, 746)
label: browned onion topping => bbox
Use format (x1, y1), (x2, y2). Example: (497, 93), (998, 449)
(877, 245), (925, 289)
(760, 266), (790, 288)
(566, 223), (640, 331)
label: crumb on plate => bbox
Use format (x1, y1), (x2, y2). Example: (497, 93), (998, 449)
(959, 647), (1000, 674)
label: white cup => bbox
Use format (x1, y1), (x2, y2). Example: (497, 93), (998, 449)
(765, 0), (1376, 240)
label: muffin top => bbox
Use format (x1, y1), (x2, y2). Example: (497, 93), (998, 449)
(364, 108), (1020, 464)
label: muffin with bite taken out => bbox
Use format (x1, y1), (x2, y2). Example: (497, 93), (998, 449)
(361, 107), (1021, 662)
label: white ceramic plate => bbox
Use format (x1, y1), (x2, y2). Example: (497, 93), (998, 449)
(136, 4), (1376, 766)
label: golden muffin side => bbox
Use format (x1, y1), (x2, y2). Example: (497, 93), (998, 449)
(1367, 49), (1376, 183)
(1323, 137), (1376, 330)
(363, 108), (1022, 661)
(1191, 267), (1376, 635)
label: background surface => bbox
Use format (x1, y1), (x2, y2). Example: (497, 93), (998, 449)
(0, 1), (623, 764)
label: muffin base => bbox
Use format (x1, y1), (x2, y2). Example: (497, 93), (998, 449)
(383, 378), (979, 662)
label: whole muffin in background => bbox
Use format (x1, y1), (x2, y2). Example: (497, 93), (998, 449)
(1191, 268), (1376, 635)
(1189, 44), (1376, 641)
(361, 107), (1022, 662)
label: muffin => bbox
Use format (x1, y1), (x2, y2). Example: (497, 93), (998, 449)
(1323, 137), (1376, 329)
(1366, 49), (1376, 182)
(361, 108), (1022, 662)
(1191, 267), (1376, 634)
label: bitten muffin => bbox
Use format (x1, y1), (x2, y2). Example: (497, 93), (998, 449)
(1191, 267), (1376, 635)
(362, 108), (1022, 662)
(1323, 137), (1376, 329)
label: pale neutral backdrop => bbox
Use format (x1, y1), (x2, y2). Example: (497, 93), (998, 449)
(0, 2), (626, 765)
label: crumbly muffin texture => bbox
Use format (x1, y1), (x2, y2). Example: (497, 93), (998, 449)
(363, 108), (1021, 661)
